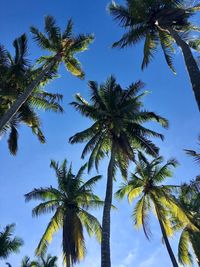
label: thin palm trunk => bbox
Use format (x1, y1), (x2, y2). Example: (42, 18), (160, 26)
(63, 212), (72, 267)
(0, 56), (59, 132)
(66, 257), (71, 267)
(168, 27), (200, 111)
(156, 212), (179, 267)
(101, 144), (116, 267)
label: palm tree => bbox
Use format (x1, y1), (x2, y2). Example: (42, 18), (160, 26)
(25, 160), (102, 267)
(115, 152), (194, 267)
(109, 0), (200, 111)
(0, 224), (23, 260)
(0, 15), (94, 131)
(69, 76), (168, 267)
(34, 255), (58, 267)
(0, 34), (64, 155)
(177, 185), (200, 266)
(5, 255), (57, 267)
(20, 256), (37, 267)
(176, 152), (200, 266)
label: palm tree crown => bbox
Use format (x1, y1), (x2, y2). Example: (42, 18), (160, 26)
(177, 171), (200, 265)
(0, 34), (63, 155)
(0, 15), (94, 132)
(174, 137), (200, 266)
(70, 76), (168, 175)
(0, 224), (23, 260)
(31, 15), (94, 79)
(115, 153), (194, 267)
(109, 0), (200, 110)
(35, 255), (58, 267)
(25, 160), (102, 267)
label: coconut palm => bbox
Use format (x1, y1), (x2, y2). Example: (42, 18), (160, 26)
(177, 187), (200, 266)
(115, 152), (195, 267)
(20, 256), (37, 267)
(69, 76), (168, 267)
(34, 255), (58, 267)
(25, 160), (102, 267)
(176, 155), (200, 265)
(0, 34), (64, 155)
(0, 15), (94, 131)
(0, 224), (23, 260)
(109, 0), (200, 111)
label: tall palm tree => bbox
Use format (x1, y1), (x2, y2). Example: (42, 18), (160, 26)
(115, 152), (194, 267)
(177, 187), (200, 266)
(109, 0), (200, 111)
(0, 34), (64, 155)
(25, 160), (102, 267)
(69, 76), (168, 267)
(0, 224), (23, 260)
(176, 150), (200, 266)
(0, 15), (94, 131)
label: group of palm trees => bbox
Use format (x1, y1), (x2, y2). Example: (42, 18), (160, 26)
(1, 1), (200, 267)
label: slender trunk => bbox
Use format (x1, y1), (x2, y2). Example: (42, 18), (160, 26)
(66, 257), (71, 267)
(156, 212), (179, 267)
(63, 213), (72, 267)
(0, 57), (59, 132)
(168, 27), (200, 111)
(101, 144), (116, 267)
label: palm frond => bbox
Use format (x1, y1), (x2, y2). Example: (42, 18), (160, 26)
(178, 229), (193, 266)
(36, 208), (62, 256)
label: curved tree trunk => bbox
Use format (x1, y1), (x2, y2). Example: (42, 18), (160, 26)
(168, 27), (200, 111)
(157, 215), (179, 267)
(0, 57), (59, 132)
(101, 144), (116, 267)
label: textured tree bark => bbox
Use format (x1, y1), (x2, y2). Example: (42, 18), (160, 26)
(101, 144), (116, 267)
(168, 27), (200, 112)
(0, 57), (58, 132)
(157, 215), (179, 267)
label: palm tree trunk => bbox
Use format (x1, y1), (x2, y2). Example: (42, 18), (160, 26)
(157, 216), (179, 267)
(66, 257), (71, 267)
(168, 27), (200, 111)
(0, 57), (59, 132)
(101, 144), (116, 267)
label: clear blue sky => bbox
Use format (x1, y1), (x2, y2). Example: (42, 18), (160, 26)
(0, 1), (199, 267)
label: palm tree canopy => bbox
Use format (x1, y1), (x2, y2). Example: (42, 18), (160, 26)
(0, 224), (23, 259)
(25, 160), (102, 267)
(176, 178), (200, 266)
(0, 34), (64, 155)
(31, 16), (94, 79)
(115, 152), (193, 239)
(69, 76), (168, 177)
(20, 256), (38, 267)
(109, 0), (200, 71)
(31, 254), (58, 267)
(184, 135), (200, 165)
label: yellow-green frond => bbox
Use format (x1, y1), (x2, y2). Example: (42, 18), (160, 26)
(35, 209), (62, 255)
(128, 186), (143, 203)
(178, 229), (193, 266)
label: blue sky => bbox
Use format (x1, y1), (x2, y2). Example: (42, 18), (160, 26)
(1, 0), (200, 267)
